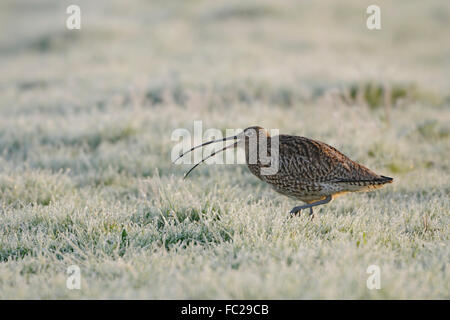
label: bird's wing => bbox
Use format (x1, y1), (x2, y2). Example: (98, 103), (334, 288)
(276, 135), (383, 184)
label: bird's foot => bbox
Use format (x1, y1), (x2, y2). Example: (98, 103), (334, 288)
(289, 196), (332, 219)
(289, 207), (314, 218)
(289, 209), (301, 218)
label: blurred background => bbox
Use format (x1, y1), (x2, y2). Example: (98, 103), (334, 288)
(1, 0), (449, 174)
(0, 0), (448, 299)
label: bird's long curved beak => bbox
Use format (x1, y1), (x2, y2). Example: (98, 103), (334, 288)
(173, 134), (239, 179)
(183, 141), (238, 179)
(173, 135), (238, 164)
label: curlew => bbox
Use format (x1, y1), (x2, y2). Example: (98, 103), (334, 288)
(174, 126), (393, 217)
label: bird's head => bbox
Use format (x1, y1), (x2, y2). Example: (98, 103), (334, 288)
(237, 126), (270, 144)
(173, 126), (270, 178)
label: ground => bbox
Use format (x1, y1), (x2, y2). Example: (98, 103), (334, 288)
(0, 0), (449, 299)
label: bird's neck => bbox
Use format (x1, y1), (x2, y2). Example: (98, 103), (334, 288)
(244, 137), (272, 164)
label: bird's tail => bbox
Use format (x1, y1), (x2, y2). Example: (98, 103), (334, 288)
(336, 175), (393, 185)
(335, 175), (393, 192)
(379, 175), (394, 184)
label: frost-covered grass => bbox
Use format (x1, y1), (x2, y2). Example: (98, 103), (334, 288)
(0, 0), (449, 299)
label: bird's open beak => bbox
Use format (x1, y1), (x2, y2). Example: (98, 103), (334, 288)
(173, 135), (238, 179)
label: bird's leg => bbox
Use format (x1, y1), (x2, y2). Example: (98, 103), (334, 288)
(309, 207), (314, 220)
(290, 195), (332, 216)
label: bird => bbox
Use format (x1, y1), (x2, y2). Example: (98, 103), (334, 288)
(174, 126), (393, 217)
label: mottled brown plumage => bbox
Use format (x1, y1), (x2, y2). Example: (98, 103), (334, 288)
(175, 126), (393, 216)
